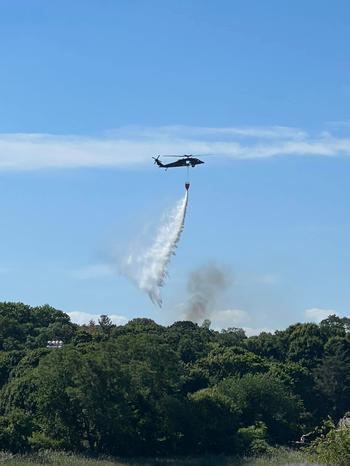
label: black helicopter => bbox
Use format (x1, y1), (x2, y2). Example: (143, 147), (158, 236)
(152, 154), (205, 169)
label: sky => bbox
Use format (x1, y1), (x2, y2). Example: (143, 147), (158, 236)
(1, 0), (350, 333)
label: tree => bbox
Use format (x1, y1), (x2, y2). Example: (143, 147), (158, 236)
(188, 387), (241, 454)
(320, 315), (350, 338)
(285, 323), (325, 368)
(217, 327), (247, 347)
(245, 331), (285, 361)
(0, 302), (77, 351)
(1, 334), (186, 455)
(97, 314), (114, 337)
(198, 345), (268, 383)
(313, 336), (350, 420)
(217, 373), (304, 443)
(308, 418), (350, 466)
(0, 409), (33, 452)
(1, 299), (349, 457)
(0, 350), (24, 388)
(165, 321), (213, 364)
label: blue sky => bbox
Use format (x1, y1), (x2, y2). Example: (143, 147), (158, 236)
(1, 0), (350, 333)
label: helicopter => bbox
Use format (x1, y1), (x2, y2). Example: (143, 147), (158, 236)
(152, 154), (205, 169)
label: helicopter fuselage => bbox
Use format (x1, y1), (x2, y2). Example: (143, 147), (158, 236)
(154, 156), (204, 169)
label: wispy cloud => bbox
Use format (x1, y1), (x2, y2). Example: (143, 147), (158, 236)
(1, 125), (350, 170)
(304, 307), (336, 323)
(243, 327), (275, 336)
(209, 308), (250, 330)
(209, 308), (275, 335)
(68, 311), (128, 326)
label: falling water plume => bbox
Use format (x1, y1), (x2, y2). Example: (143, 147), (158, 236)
(124, 188), (189, 306)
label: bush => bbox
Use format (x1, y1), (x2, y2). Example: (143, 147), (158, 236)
(238, 422), (274, 455)
(308, 418), (350, 465)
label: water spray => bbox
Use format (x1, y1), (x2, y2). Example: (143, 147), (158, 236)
(123, 185), (189, 306)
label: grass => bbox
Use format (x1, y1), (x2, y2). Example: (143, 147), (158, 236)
(0, 449), (324, 466)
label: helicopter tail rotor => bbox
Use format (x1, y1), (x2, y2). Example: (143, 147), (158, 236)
(152, 155), (164, 167)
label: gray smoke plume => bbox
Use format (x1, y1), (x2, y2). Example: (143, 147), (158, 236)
(184, 264), (232, 322)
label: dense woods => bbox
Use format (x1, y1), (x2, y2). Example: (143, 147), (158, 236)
(0, 302), (350, 459)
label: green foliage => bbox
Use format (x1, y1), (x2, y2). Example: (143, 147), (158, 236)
(197, 345), (268, 383)
(2, 334), (186, 455)
(319, 314), (350, 338)
(217, 327), (247, 347)
(284, 323), (325, 368)
(0, 350), (24, 388)
(308, 418), (350, 465)
(217, 373), (304, 443)
(188, 387), (241, 453)
(0, 301), (348, 464)
(165, 321), (213, 363)
(0, 302), (77, 351)
(0, 409), (33, 452)
(245, 332), (285, 361)
(313, 335), (350, 419)
(238, 422), (274, 455)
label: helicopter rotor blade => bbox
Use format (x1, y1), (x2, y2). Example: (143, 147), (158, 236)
(162, 154), (215, 158)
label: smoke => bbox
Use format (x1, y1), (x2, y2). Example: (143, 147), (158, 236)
(184, 264), (232, 322)
(123, 189), (189, 306)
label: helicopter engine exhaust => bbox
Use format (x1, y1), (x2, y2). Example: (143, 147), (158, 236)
(123, 186), (189, 307)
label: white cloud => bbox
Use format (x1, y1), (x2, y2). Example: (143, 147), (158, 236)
(209, 308), (275, 336)
(1, 125), (350, 170)
(210, 308), (250, 329)
(124, 125), (308, 140)
(69, 264), (115, 280)
(304, 307), (336, 323)
(243, 327), (275, 336)
(68, 311), (128, 326)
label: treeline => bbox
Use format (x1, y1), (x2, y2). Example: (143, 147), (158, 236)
(0, 302), (350, 457)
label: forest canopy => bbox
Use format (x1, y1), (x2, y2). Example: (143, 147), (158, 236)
(0, 302), (350, 457)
